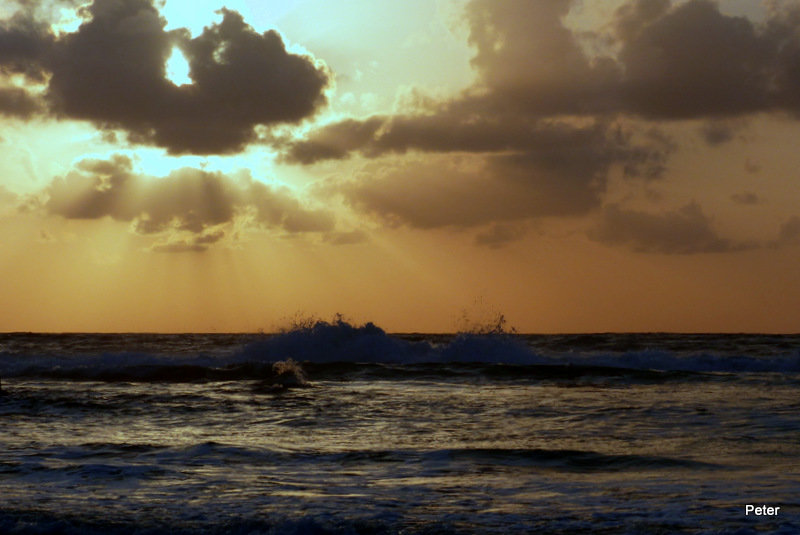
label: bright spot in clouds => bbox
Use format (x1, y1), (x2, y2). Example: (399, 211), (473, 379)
(49, 3), (91, 36)
(165, 47), (192, 86)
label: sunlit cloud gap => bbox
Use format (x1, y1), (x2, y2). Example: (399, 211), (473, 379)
(165, 47), (192, 86)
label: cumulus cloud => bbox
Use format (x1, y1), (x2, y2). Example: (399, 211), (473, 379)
(589, 203), (754, 254)
(284, 0), (800, 163)
(282, 117), (385, 164)
(333, 145), (607, 230)
(0, 0), (328, 153)
(616, 0), (771, 118)
(276, 0), (800, 253)
(290, 0), (800, 149)
(7, 0), (799, 256)
(461, 0), (621, 117)
(0, 10), (53, 82)
(336, 159), (519, 229)
(285, 114), (670, 171)
(37, 154), (335, 251)
(272, 0), (672, 239)
(615, 0), (800, 120)
(301, 119), (673, 231)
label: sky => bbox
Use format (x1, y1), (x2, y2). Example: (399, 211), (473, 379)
(1, 0), (800, 333)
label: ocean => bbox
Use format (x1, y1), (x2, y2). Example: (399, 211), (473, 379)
(1, 321), (798, 534)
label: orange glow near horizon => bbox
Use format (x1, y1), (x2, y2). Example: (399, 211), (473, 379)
(2, 1), (800, 333)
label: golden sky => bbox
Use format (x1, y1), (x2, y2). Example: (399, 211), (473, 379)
(2, 0), (800, 333)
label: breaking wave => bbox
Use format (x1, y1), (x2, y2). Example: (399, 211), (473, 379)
(1, 320), (800, 382)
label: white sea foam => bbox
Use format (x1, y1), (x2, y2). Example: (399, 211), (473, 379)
(1, 323), (800, 379)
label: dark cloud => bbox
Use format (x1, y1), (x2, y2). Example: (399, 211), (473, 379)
(273, 0), (671, 232)
(335, 160), (499, 229)
(302, 119), (673, 230)
(7, 0), (800, 255)
(0, 10), (53, 81)
(616, 0), (772, 118)
(278, 0), (800, 244)
(285, 0), (800, 162)
(416, 0), (800, 121)
(283, 117), (385, 164)
(335, 149), (608, 229)
(0, 9), (51, 117)
(285, 114), (670, 172)
(6, 0), (800, 155)
(0, 0), (328, 153)
(614, 0), (800, 119)
(39, 154), (335, 251)
(589, 203), (753, 254)
(462, 0), (621, 116)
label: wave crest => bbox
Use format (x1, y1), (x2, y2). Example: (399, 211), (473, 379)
(2, 321), (800, 381)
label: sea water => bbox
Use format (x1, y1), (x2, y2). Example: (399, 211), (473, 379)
(1, 322), (798, 533)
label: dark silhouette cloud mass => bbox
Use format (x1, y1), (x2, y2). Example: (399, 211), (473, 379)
(0, 0), (328, 153)
(457, 0), (800, 119)
(4, 0), (800, 254)
(38, 154), (335, 251)
(296, 119), (592, 228)
(616, 0), (769, 118)
(329, 128), (662, 229)
(278, 0), (800, 252)
(589, 203), (753, 254)
(0, 10), (53, 81)
(285, 0), (800, 163)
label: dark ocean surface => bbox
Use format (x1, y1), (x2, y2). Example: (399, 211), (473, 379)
(1, 323), (799, 533)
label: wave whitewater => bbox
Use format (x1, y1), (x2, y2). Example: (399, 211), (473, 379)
(1, 320), (800, 382)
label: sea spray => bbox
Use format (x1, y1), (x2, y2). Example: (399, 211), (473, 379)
(269, 358), (309, 388)
(2, 325), (800, 382)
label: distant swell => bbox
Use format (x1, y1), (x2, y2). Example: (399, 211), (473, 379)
(3, 440), (719, 474)
(322, 447), (720, 472)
